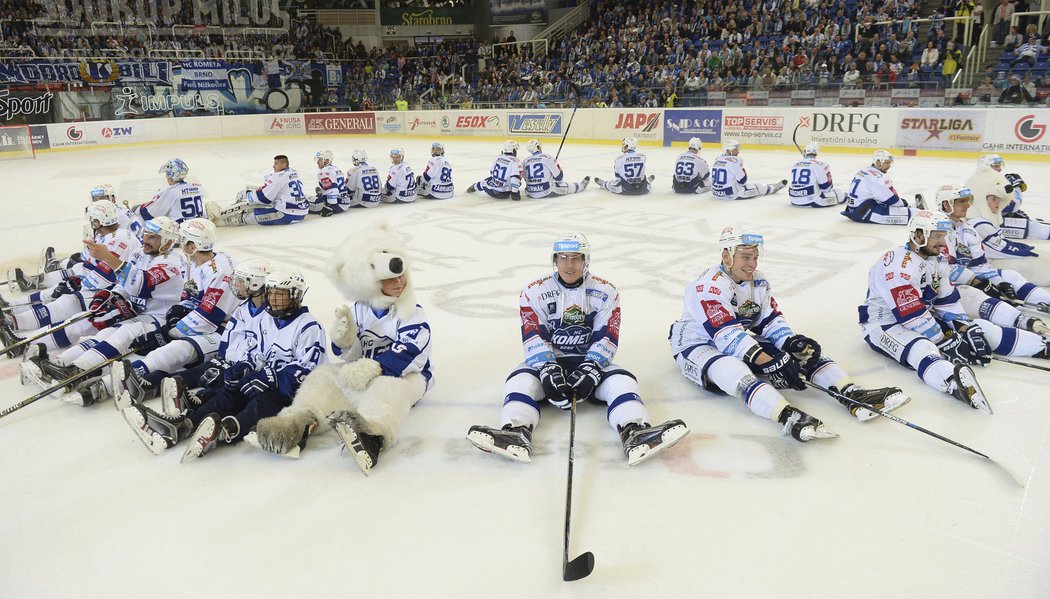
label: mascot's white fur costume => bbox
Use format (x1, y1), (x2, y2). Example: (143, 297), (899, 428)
(251, 222), (432, 474)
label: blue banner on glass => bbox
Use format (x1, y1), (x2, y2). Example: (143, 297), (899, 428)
(663, 109), (723, 146)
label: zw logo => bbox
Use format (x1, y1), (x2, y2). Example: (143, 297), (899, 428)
(66, 126), (83, 141)
(810, 113), (879, 133)
(615, 112), (659, 131)
(101, 126), (132, 138)
(1015, 114), (1046, 143)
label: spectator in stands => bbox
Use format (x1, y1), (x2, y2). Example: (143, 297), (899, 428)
(843, 62), (861, 86)
(999, 74), (1036, 103)
(1011, 36), (1044, 68)
(942, 49), (959, 81)
(905, 62), (922, 86)
(975, 76), (998, 102)
(921, 41), (939, 69)
(1004, 26), (1024, 52)
(992, 0), (1016, 46)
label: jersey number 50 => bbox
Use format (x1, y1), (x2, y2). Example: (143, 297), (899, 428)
(180, 196), (203, 218)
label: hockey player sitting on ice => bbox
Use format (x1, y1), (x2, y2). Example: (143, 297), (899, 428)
(841, 150), (918, 225)
(94, 219), (239, 406)
(121, 269), (327, 462)
(206, 155), (309, 227)
(344, 149), (382, 208)
(937, 184), (1050, 321)
(595, 137), (655, 195)
(248, 223), (433, 473)
(671, 137), (711, 194)
(966, 154), (1049, 241)
(466, 232), (690, 465)
(309, 150), (348, 218)
(132, 158), (205, 230)
(859, 210), (999, 414)
(1, 200), (142, 357)
(521, 139), (589, 199)
(467, 140), (524, 200)
(710, 139), (786, 200)
(381, 147), (418, 204)
(8, 185), (140, 293)
(20, 217), (187, 405)
(788, 142), (846, 208)
(416, 142), (454, 200)
(668, 226), (906, 441)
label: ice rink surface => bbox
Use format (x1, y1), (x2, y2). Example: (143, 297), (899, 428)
(0, 136), (1047, 598)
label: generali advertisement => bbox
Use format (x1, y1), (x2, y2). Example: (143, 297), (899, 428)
(305, 112), (375, 135)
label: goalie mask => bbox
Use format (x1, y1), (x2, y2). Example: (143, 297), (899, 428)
(159, 158), (188, 181)
(329, 221), (417, 315)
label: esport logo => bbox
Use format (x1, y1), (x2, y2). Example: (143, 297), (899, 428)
(66, 126), (83, 141)
(1014, 114), (1046, 143)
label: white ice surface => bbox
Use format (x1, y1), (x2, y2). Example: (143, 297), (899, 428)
(0, 138), (1047, 599)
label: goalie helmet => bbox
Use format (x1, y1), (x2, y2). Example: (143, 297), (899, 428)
(872, 149), (894, 166)
(688, 137), (703, 151)
(526, 139), (543, 154)
(622, 137), (638, 152)
(314, 150), (333, 166)
(907, 209), (953, 248)
(390, 147), (405, 163)
(935, 184), (973, 212)
(159, 158), (188, 181)
(179, 218), (217, 255)
(978, 154), (1004, 170)
(503, 140), (519, 155)
(722, 139), (740, 154)
(264, 269), (309, 318)
(85, 199), (120, 228)
(719, 225), (765, 264)
(431, 142), (445, 156)
(804, 142), (820, 157)
(551, 232), (591, 269)
(232, 258), (271, 300)
(352, 149), (368, 166)
(89, 183), (116, 202)
(143, 216), (181, 249)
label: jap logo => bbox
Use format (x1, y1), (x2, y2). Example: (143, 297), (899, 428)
(1014, 115), (1046, 143)
(101, 126), (132, 138)
(66, 126), (83, 141)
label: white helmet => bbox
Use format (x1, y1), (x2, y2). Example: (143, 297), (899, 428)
(314, 150), (333, 166)
(804, 142), (820, 157)
(907, 209), (953, 249)
(352, 149), (368, 166)
(688, 137), (703, 151)
(551, 232), (591, 269)
(89, 183), (116, 202)
(719, 225), (764, 266)
(526, 139), (543, 154)
(264, 269), (309, 318)
(86, 199), (119, 228)
(232, 258), (271, 300)
(179, 218), (217, 255)
(622, 137), (638, 152)
(872, 149), (894, 165)
(722, 139), (740, 153)
(159, 158), (188, 181)
(390, 147), (405, 163)
(935, 184), (974, 212)
(978, 154), (1004, 170)
(503, 140), (519, 155)
(143, 216), (181, 250)
(431, 142), (445, 156)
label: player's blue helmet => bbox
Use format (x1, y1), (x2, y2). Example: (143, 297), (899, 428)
(159, 158), (188, 181)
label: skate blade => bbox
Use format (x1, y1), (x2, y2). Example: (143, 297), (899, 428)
(466, 430), (531, 464)
(958, 369), (993, 415)
(627, 424), (691, 466)
(856, 393), (912, 422)
(120, 407), (167, 456)
(180, 419), (216, 464)
(799, 426), (839, 442)
(109, 361), (127, 409)
(243, 431), (301, 459)
(332, 421), (373, 476)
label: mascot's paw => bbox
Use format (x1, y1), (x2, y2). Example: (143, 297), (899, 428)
(338, 358), (383, 391)
(253, 412), (315, 455)
(331, 304), (358, 349)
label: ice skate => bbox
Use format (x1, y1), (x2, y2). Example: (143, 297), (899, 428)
(835, 384), (910, 422)
(11, 268), (43, 292)
(578, 176), (590, 191)
(40, 246), (61, 273)
(0, 319), (23, 357)
(110, 359), (155, 410)
(594, 177), (606, 188)
(946, 364), (992, 414)
(914, 193), (927, 210)
(466, 423), (533, 464)
(1016, 314), (1050, 338)
(618, 419), (690, 466)
(778, 406), (838, 442)
(160, 375), (198, 417)
(768, 179), (788, 194)
(328, 411), (383, 476)
(121, 403), (192, 455)
(70, 376), (108, 407)
(181, 413), (237, 463)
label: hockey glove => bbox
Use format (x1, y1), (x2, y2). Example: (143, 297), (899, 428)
(937, 331), (988, 366)
(240, 365), (278, 398)
(319, 205), (336, 218)
(783, 334), (822, 365)
(567, 360), (603, 403)
(223, 360), (254, 388)
(510, 189), (521, 201)
(89, 289), (136, 329)
(200, 358), (230, 388)
(1005, 173), (1027, 193)
(752, 350), (807, 391)
(987, 282), (1018, 301)
(960, 326), (992, 366)
(540, 362), (572, 409)
(132, 328), (170, 354)
(165, 304), (194, 329)
(51, 276), (82, 299)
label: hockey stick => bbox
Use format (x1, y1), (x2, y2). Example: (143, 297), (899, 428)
(2, 297), (50, 312)
(991, 355), (1050, 372)
(791, 122), (805, 156)
(555, 82), (581, 162)
(808, 382), (1025, 487)
(1, 310), (94, 357)
(0, 346), (141, 420)
(562, 393), (594, 582)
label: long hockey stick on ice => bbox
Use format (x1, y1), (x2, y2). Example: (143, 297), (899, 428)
(791, 121), (805, 156)
(555, 82), (581, 162)
(991, 355), (1050, 372)
(0, 346), (140, 420)
(808, 382), (1025, 487)
(562, 393), (594, 581)
(1, 310), (95, 357)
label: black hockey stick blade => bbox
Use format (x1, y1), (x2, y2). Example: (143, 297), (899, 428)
(563, 551), (595, 581)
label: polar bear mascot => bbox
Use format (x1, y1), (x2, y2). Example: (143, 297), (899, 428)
(250, 222), (434, 475)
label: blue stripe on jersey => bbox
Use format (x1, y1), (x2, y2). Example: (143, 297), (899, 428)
(504, 391), (539, 410)
(995, 327), (1018, 355)
(606, 392), (640, 417)
(702, 316), (742, 337)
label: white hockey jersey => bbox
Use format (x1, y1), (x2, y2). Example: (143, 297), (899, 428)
(673, 151), (711, 186)
(668, 265), (794, 359)
(79, 228), (142, 292)
(944, 220), (1002, 285)
(710, 154), (747, 198)
(788, 158), (835, 206)
(968, 217), (1038, 258)
(614, 151), (647, 184)
(518, 272), (621, 369)
(136, 181), (205, 225)
(251, 306), (328, 398)
(420, 155), (454, 199)
(113, 249), (187, 320)
(330, 302), (434, 390)
(218, 299), (269, 364)
(249, 168), (309, 216)
(316, 163), (348, 207)
(523, 152), (565, 198)
(172, 252), (239, 337)
(846, 166), (902, 208)
(346, 163), (382, 207)
(385, 162), (418, 201)
(485, 154), (523, 193)
(859, 245), (966, 341)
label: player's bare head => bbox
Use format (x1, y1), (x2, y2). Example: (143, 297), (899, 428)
(273, 155), (290, 171)
(719, 226), (764, 282)
(552, 232), (590, 286)
(907, 210), (951, 257)
(381, 274), (406, 297)
(935, 184), (974, 221)
(872, 149), (893, 172)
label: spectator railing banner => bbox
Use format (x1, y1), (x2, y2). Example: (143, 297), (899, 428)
(380, 7), (474, 26)
(20, 107), (1050, 158)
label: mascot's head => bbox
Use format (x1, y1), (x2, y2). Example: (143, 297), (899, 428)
(329, 221), (417, 315)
